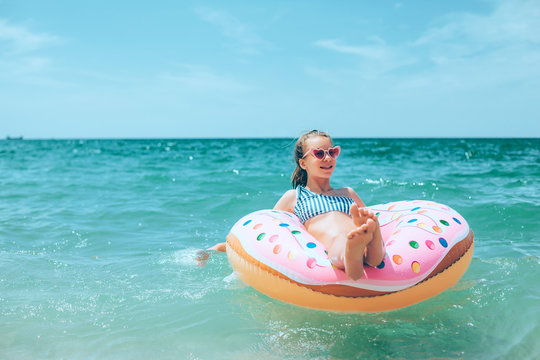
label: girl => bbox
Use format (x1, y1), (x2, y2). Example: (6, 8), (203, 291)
(203, 130), (384, 280)
(273, 130), (384, 280)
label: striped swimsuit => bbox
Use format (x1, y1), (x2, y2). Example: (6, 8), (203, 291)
(294, 186), (355, 224)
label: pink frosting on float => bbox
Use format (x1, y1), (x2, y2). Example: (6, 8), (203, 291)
(229, 200), (470, 292)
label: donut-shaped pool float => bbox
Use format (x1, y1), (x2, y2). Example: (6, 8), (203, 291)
(226, 200), (474, 312)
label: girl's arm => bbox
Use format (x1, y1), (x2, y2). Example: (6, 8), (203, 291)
(195, 242), (226, 267)
(203, 190), (296, 257)
(208, 242), (226, 252)
(345, 187), (367, 207)
(273, 189), (296, 212)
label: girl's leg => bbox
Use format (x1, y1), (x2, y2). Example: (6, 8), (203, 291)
(316, 224), (374, 281)
(343, 220), (377, 280)
(356, 207), (385, 267)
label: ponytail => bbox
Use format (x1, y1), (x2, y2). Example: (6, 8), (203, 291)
(291, 130), (332, 188)
(291, 164), (308, 189)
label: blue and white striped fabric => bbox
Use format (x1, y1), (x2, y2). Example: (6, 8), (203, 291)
(294, 186), (355, 224)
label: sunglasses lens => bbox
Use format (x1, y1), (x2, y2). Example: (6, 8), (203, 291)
(313, 150), (325, 159)
(329, 147), (340, 158)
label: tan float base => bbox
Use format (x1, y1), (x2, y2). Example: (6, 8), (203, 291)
(226, 237), (474, 313)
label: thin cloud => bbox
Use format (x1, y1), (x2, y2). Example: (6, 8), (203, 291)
(406, 0), (540, 88)
(0, 19), (60, 54)
(415, 0), (540, 47)
(159, 64), (251, 93)
(313, 39), (389, 60)
(311, 0), (540, 89)
(0, 19), (65, 87)
(195, 7), (264, 54)
(311, 38), (414, 80)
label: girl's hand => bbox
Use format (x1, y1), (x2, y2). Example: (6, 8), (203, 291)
(195, 250), (210, 267)
(195, 242), (226, 267)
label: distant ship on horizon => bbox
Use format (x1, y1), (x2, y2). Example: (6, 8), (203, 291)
(6, 136), (24, 140)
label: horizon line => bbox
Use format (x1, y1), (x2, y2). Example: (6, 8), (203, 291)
(3, 136), (540, 141)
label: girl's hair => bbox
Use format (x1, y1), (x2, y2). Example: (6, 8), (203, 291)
(291, 130), (332, 188)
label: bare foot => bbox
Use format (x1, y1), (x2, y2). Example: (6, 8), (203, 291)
(344, 218), (377, 280)
(350, 203), (370, 226)
(360, 210), (385, 267)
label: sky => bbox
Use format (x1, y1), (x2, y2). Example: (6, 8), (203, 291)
(1, 0), (539, 138)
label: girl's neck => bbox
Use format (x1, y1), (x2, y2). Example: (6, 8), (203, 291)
(305, 178), (333, 194)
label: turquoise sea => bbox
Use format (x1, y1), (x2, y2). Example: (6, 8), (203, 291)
(1, 138), (539, 359)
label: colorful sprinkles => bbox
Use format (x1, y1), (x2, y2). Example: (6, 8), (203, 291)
(237, 201), (467, 284)
(411, 261), (421, 274)
(439, 237), (448, 248)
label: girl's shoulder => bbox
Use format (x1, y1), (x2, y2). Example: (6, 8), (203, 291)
(333, 186), (356, 197)
(336, 187), (365, 207)
(274, 189), (297, 212)
(283, 189), (297, 199)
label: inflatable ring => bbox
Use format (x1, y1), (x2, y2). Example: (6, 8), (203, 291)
(226, 200), (474, 312)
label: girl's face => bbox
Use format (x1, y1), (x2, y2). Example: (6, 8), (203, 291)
(299, 136), (337, 179)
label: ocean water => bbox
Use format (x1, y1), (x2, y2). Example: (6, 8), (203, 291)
(1, 138), (539, 360)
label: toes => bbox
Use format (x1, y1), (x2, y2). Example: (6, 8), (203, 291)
(361, 223), (369, 233)
(350, 203), (361, 225)
(362, 208), (379, 222)
(347, 224), (368, 239)
(363, 208), (374, 217)
(359, 207), (369, 217)
(365, 218), (377, 232)
(350, 203), (359, 215)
